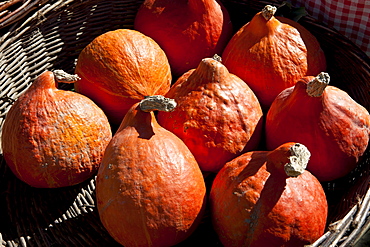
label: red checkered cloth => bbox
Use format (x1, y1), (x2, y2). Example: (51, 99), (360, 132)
(287, 0), (370, 57)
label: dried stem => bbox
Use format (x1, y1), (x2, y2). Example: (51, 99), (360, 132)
(139, 95), (177, 113)
(212, 54), (222, 63)
(284, 143), (310, 177)
(53, 70), (80, 84)
(262, 5), (277, 21)
(306, 72), (330, 97)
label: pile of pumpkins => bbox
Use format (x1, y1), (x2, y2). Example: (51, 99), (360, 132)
(2, 1), (370, 246)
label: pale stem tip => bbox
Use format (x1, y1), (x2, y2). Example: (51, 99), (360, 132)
(139, 95), (177, 112)
(262, 5), (277, 21)
(53, 70), (81, 84)
(306, 72), (330, 97)
(284, 143), (310, 177)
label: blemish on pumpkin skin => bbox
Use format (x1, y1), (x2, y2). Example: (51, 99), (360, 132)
(233, 191), (244, 197)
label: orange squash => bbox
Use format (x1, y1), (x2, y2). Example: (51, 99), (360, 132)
(74, 29), (172, 125)
(222, 5), (326, 111)
(265, 72), (370, 181)
(210, 142), (328, 247)
(96, 95), (206, 247)
(1, 71), (112, 188)
(277, 16), (326, 76)
(134, 0), (233, 77)
(157, 55), (263, 173)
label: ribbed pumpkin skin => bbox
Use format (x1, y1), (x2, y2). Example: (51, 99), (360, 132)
(222, 8), (326, 111)
(210, 143), (328, 247)
(1, 71), (112, 188)
(74, 29), (172, 125)
(265, 76), (370, 181)
(134, 0), (233, 77)
(277, 16), (326, 76)
(157, 57), (263, 173)
(96, 103), (206, 247)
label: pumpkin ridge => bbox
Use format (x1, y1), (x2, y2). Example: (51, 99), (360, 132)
(320, 90), (370, 157)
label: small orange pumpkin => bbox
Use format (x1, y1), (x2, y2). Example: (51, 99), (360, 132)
(222, 5), (326, 111)
(265, 72), (370, 181)
(157, 55), (263, 173)
(96, 95), (206, 247)
(74, 29), (172, 125)
(210, 142), (328, 247)
(134, 0), (233, 77)
(1, 71), (112, 188)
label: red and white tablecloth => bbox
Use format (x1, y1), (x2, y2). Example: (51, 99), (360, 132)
(287, 0), (370, 57)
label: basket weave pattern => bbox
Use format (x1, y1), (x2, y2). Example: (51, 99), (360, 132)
(0, 0), (370, 246)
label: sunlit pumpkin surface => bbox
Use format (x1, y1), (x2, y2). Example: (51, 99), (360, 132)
(210, 142), (328, 247)
(1, 71), (112, 188)
(74, 29), (171, 125)
(222, 6), (326, 111)
(157, 57), (263, 173)
(96, 102), (206, 247)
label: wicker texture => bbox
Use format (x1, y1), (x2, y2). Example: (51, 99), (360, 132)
(0, 0), (49, 30)
(0, 0), (370, 246)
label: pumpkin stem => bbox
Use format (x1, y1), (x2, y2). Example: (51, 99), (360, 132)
(139, 95), (177, 112)
(284, 143), (310, 177)
(53, 70), (81, 84)
(306, 72), (330, 97)
(212, 54), (222, 63)
(262, 5), (277, 21)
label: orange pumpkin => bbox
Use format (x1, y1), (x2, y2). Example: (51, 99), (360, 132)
(157, 55), (263, 173)
(96, 95), (206, 247)
(222, 5), (326, 111)
(276, 16), (326, 76)
(74, 29), (172, 125)
(265, 72), (370, 181)
(210, 142), (328, 247)
(134, 0), (233, 77)
(1, 71), (112, 188)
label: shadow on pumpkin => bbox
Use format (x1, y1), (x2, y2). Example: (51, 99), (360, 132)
(218, 150), (325, 246)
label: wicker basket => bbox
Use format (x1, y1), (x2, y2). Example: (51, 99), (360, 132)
(0, 0), (370, 246)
